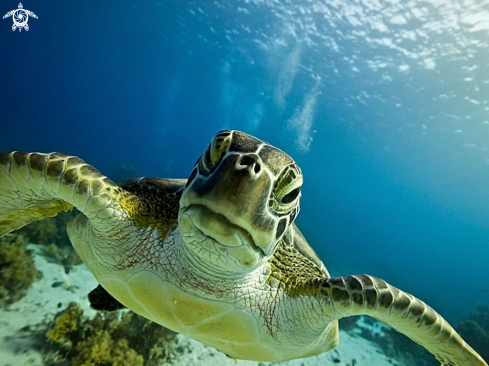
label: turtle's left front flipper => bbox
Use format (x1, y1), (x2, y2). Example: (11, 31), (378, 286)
(319, 275), (487, 366)
(0, 151), (120, 237)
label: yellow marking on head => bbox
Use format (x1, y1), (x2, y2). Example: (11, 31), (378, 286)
(210, 133), (232, 166)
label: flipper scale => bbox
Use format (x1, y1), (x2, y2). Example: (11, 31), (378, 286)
(0, 151), (119, 236)
(320, 275), (487, 366)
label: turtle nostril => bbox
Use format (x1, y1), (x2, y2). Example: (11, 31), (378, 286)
(239, 155), (255, 167)
(237, 154), (262, 176)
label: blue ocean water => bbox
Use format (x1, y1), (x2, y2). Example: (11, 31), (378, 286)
(1, 0), (488, 331)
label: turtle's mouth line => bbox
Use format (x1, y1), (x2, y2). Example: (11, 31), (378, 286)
(182, 204), (264, 257)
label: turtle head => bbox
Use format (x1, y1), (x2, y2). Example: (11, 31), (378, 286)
(179, 130), (303, 275)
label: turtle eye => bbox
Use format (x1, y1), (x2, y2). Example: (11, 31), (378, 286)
(281, 187), (301, 204)
(271, 164), (303, 214)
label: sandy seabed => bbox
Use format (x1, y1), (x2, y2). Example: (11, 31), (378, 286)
(0, 245), (398, 366)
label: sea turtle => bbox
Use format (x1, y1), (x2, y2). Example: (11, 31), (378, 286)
(0, 130), (486, 365)
(2, 3), (37, 32)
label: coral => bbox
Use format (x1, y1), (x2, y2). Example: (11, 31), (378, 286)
(37, 302), (177, 366)
(41, 243), (82, 272)
(15, 210), (82, 273)
(72, 332), (144, 366)
(46, 302), (82, 343)
(16, 210), (75, 247)
(0, 234), (42, 306)
(109, 310), (177, 364)
(456, 303), (489, 362)
(19, 216), (59, 244)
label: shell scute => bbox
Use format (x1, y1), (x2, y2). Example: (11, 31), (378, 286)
(164, 282), (234, 327)
(190, 309), (261, 343)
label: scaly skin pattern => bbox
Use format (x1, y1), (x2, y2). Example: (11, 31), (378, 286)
(0, 151), (121, 234)
(0, 131), (487, 365)
(316, 275), (487, 366)
(84, 227), (340, 362)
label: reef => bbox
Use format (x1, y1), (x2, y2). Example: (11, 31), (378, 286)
(15, 211), (82, 272)
(0, 234), (42, 306)
(16, 210), (75, 247)
(40, 243), (82, 273)
(38, 302), (177, 366)
(456, 303), (489, 362)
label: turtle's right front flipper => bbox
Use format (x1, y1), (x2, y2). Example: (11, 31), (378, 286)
(319, 275), (487, 366)
(0, 151), (120, 237)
